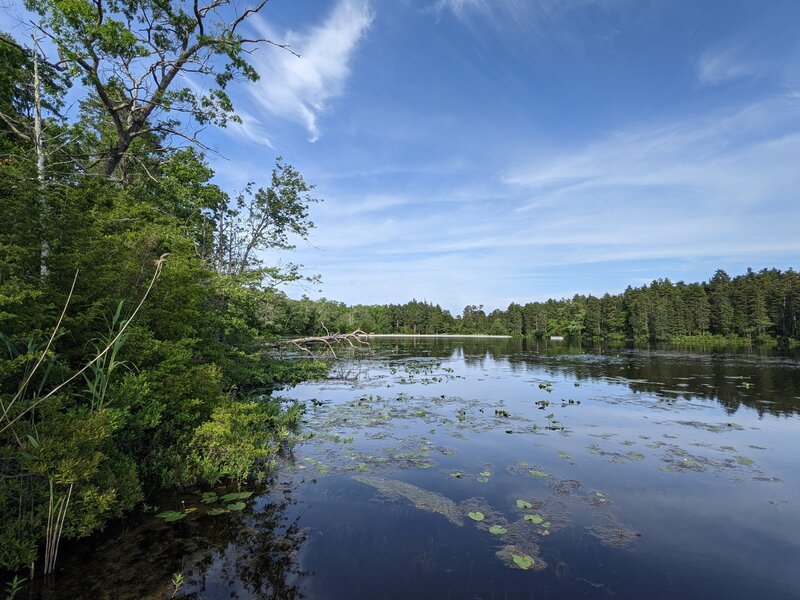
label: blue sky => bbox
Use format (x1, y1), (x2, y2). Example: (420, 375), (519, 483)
(6, 0), (800, 314)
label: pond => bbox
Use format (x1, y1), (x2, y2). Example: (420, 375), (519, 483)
(45, 338), (800, 599)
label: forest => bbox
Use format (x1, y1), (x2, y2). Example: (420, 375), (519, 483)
(271, 268), (800, 345)
(0, 0), (798, 590)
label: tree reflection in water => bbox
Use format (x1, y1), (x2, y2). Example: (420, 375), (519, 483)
(37, 482), (309, 600)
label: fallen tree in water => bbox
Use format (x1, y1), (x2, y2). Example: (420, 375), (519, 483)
(273, 328), (370, 358)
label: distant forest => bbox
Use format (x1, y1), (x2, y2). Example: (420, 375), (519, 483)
(272, 268), (800, 344)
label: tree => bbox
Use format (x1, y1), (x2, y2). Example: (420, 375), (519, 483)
(25, 0), (296, 177)
(211, 158), (319, 278)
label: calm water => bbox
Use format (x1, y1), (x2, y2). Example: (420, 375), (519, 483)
(45, 339), (800, 599)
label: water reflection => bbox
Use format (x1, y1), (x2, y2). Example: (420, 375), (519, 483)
(38, 482), (308, 600)
(371, 338), (800, 416)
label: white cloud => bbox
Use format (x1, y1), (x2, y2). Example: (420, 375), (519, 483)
(246, 0), (373, 142)
(285, 94), (800, 312)
(431, 0), (627, 39)
(696, 44), (760, 86)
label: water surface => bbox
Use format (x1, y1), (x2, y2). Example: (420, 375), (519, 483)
(47, 339), (800, 599)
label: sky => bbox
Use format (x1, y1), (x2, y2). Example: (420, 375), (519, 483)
(5, 0), (800, 314)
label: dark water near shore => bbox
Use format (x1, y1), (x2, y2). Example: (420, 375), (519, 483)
(42, 339), (800, 599)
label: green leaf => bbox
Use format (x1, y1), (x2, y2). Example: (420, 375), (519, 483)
(489, 525), (507, 535)
(479, 471), (492, 477)
(207, 507), (228, 516)
(524, 514), (543, 524)
(529, 469), (549, 478)
(512, 554), (535, 570)
(220, 491), (253, 502)
(156, 511), (186, 522)
(516, 499), (532, 509)
(201, 492), (218, 504)
(468, 511), (485, 521)
(226, 501), (246, 511)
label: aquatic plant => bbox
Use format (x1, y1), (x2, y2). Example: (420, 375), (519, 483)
(353, 476), (464, 526)
(512, 554), (535, 570)
(156, 511), (187, 522)
(468, 511), (485, 522)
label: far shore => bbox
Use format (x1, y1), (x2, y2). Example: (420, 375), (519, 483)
(364, 334), (512, 339)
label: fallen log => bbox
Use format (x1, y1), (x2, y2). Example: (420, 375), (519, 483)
(274, 329), (370, 358)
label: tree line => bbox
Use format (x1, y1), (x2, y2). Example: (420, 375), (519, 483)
(273, 268), (800, 344)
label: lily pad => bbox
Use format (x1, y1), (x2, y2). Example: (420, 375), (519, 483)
(529, 469), (549, 478)
(449, 471), (464, 479)
(477, 477), (489, 484)
(524, 514), (544, 524)
(479, 471), (492, 477)
(516, 499), (532, 509)
(156, 511), (186, 522)
(207, 507), (228, 516)
(512, 554), (535, 570)
(468, 511), (485, 522)
(489, 525), (507, 535)
(541, 521), (551, 528)
(226, 501), (246, 511)
(220, 491), (253, 502)
(735, 455), (754, 466)
(201, 492), (218, 504)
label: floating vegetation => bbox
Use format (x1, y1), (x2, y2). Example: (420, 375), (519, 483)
(207, 507), (228, 516)
(675, 421), (745, 432)
(512, 554), (535, 570)
(468, 511), (485, 522)
(226, 502), (246, 511)
(489, 525), (508, 535)
(735, 455), (755, 466)
(588, 444), (645, 463)
(524, 514), (544, 524)
(156, 511), (187, 522)
(353, 475), (464, 526)
(201, 492), (218, 504)
(220, 491), (253, 502)
(548, 478), (582, 496)
(556, 451), (571, 459)
(516, 499), (532, 509)
(587, 519), (641, 548)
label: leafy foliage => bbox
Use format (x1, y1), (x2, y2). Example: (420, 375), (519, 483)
(0, 17), (325, 576)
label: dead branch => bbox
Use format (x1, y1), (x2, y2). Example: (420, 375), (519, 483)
(272, 329), (370, 359)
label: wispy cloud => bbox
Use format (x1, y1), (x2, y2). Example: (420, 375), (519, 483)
(245, 0), (373, 142)
(430, 0), (627, 40)
(287, 94), (800, 311)
(696, 44), (760, 86)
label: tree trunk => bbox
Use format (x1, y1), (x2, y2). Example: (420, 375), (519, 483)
(32, 48), (48, 277)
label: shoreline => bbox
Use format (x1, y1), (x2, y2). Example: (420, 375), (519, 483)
(365, 334), (513, 339)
